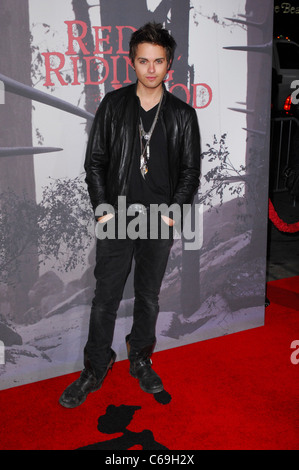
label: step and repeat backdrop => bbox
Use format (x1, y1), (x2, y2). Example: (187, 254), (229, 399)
(0, 0), (273, 389)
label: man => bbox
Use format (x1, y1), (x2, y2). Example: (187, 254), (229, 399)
(59, 22), (201, 408)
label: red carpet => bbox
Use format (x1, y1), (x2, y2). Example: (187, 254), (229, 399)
(0, 276), (298, 450)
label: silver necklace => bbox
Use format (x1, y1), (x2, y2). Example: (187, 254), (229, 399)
(139, 91), (163, 178)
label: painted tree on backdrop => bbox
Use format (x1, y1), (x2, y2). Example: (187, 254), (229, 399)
(0, 0), (38, 320)
(98, 0), (200, 316)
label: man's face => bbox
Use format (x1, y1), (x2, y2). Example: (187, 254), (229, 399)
(133, 42), (169, 91)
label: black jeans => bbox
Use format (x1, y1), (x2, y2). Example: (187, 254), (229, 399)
(84, 214), (173, 378)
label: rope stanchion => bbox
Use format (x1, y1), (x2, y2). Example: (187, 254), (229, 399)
(269, 198), (299, 233)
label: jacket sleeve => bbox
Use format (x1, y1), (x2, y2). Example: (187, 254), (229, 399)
(84, 93), (112, 214)
(171, 107), (201, 208)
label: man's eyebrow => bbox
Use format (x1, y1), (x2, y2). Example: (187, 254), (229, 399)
(136, 56), (166, 61)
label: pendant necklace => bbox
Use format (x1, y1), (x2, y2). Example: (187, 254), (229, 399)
(139, 91), (163, 179)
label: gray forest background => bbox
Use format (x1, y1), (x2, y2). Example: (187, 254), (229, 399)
(0, 0), (273, 389)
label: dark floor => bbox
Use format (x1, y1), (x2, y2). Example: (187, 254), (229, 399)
(266, 190), (299, 282)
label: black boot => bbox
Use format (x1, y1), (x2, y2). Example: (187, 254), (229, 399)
(59, 349), (116, 408)
(126, 335), (163, 394)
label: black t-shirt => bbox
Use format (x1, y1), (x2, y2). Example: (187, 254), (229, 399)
(127, 104), (170, 207)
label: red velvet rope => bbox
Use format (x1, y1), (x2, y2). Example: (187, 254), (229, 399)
(269, 198), (299, 233)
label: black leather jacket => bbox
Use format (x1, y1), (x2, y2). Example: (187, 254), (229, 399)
(84, 82), (201, 213)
